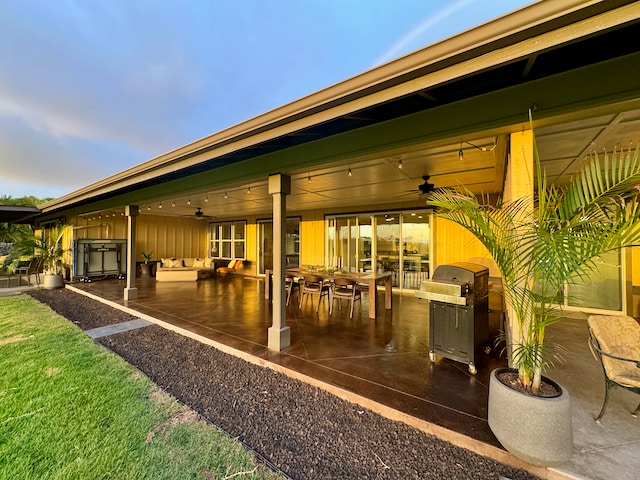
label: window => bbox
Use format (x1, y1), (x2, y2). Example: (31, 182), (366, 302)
(209, 221), (246, 259)
(257, 217), (300, 274)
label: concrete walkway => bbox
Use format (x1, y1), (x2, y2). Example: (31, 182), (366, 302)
(0, 284), (39, 296)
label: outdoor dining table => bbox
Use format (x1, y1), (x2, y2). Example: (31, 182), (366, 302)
(265, 268), (393, 319)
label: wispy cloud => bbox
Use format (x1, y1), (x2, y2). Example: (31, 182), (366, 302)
(372, 0), (475, 66)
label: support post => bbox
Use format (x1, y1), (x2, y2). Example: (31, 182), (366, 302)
(268, 174), (291, 351)
(124, 205), (139, 301)
(504, 129), (534, 366)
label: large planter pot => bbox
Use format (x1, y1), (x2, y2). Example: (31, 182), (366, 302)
(42, 273), (64, 290)
(140, 263), (153, 277)
(488, 368), (573, 467)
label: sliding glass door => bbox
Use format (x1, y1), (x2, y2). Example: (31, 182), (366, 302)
(326, 209), (432, 289)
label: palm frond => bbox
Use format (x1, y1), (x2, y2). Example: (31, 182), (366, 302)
(558, 144), (640, 221)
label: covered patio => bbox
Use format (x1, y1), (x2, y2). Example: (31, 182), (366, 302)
(68, 275), (640, 480)
(3, 3), (640, 477)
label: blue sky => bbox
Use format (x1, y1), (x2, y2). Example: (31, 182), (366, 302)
(0, 0), (531, 200)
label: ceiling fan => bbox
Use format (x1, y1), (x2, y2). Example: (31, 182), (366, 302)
(417, 175), (435, 195)
(182, 207), (215, 220)
(396, 175), (435, 198)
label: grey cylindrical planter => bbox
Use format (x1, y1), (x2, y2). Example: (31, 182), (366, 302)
(43, 274), (64, 289)
(488, 368), (573, 466)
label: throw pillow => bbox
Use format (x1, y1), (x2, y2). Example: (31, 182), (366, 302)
(203, 258), (213, 268)
(192, 259), (205, 268)
(169, 258), (184, 268)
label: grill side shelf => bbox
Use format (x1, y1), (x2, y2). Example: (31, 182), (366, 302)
(414, 290), (467, 306)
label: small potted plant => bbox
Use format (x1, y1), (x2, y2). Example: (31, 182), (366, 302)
(140, 251), (154, 276)
(427, 114), (640, 466)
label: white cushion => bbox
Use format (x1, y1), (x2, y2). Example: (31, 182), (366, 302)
(192, 258), (205, 268)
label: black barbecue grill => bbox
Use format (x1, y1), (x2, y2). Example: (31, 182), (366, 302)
(414, 262), (489, 374)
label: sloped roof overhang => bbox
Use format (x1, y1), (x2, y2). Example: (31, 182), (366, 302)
(0, 205), (41, 224)
(37, 0), (640, 218)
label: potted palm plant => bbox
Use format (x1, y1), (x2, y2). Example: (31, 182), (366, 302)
(6, 222), (68, 289)
(426, 119), (640, 466)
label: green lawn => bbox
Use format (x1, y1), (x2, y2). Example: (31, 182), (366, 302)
(0, 295), (282, 480)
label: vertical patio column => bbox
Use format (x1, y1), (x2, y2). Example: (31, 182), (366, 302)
(268, 173), (291, 351)
(504, 129), (534, 366)
(124, 205), (139, 301)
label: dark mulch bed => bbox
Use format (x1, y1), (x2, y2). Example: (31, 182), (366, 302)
(27, 288), (540, 480)
(29, 288), (137, 329)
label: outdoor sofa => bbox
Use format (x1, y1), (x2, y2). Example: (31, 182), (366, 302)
(156, 257), (217, 282)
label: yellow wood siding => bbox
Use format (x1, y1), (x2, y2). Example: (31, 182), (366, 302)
(136, 215), (207, 260)
(300, 209), (325, 266)
(433, 217), (497, 275)
(633, 246), (640, 286)
(71, 214), (207, 262)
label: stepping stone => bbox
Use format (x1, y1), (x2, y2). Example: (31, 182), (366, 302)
(85, 318), (153, 339)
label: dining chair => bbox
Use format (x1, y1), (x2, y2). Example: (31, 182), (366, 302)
(299, 274), (330, 312)
(329, 277), (361, 318)
(285, 274), (301, 306)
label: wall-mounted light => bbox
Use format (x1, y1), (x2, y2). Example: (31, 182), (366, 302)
(397, 158), (403, 170)
(348, 165), (352, 177)
(224, 189), (228, 199)
(458, 143), (464, 161)
(187, 197), (191, 205)
(247, 185), (252, 194)
(205, 194), (209, 203)
(172, 201), (176, 207)
(158, 203), (162, 209)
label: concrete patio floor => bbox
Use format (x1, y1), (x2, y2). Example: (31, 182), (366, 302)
(13, 274), (639, 480)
